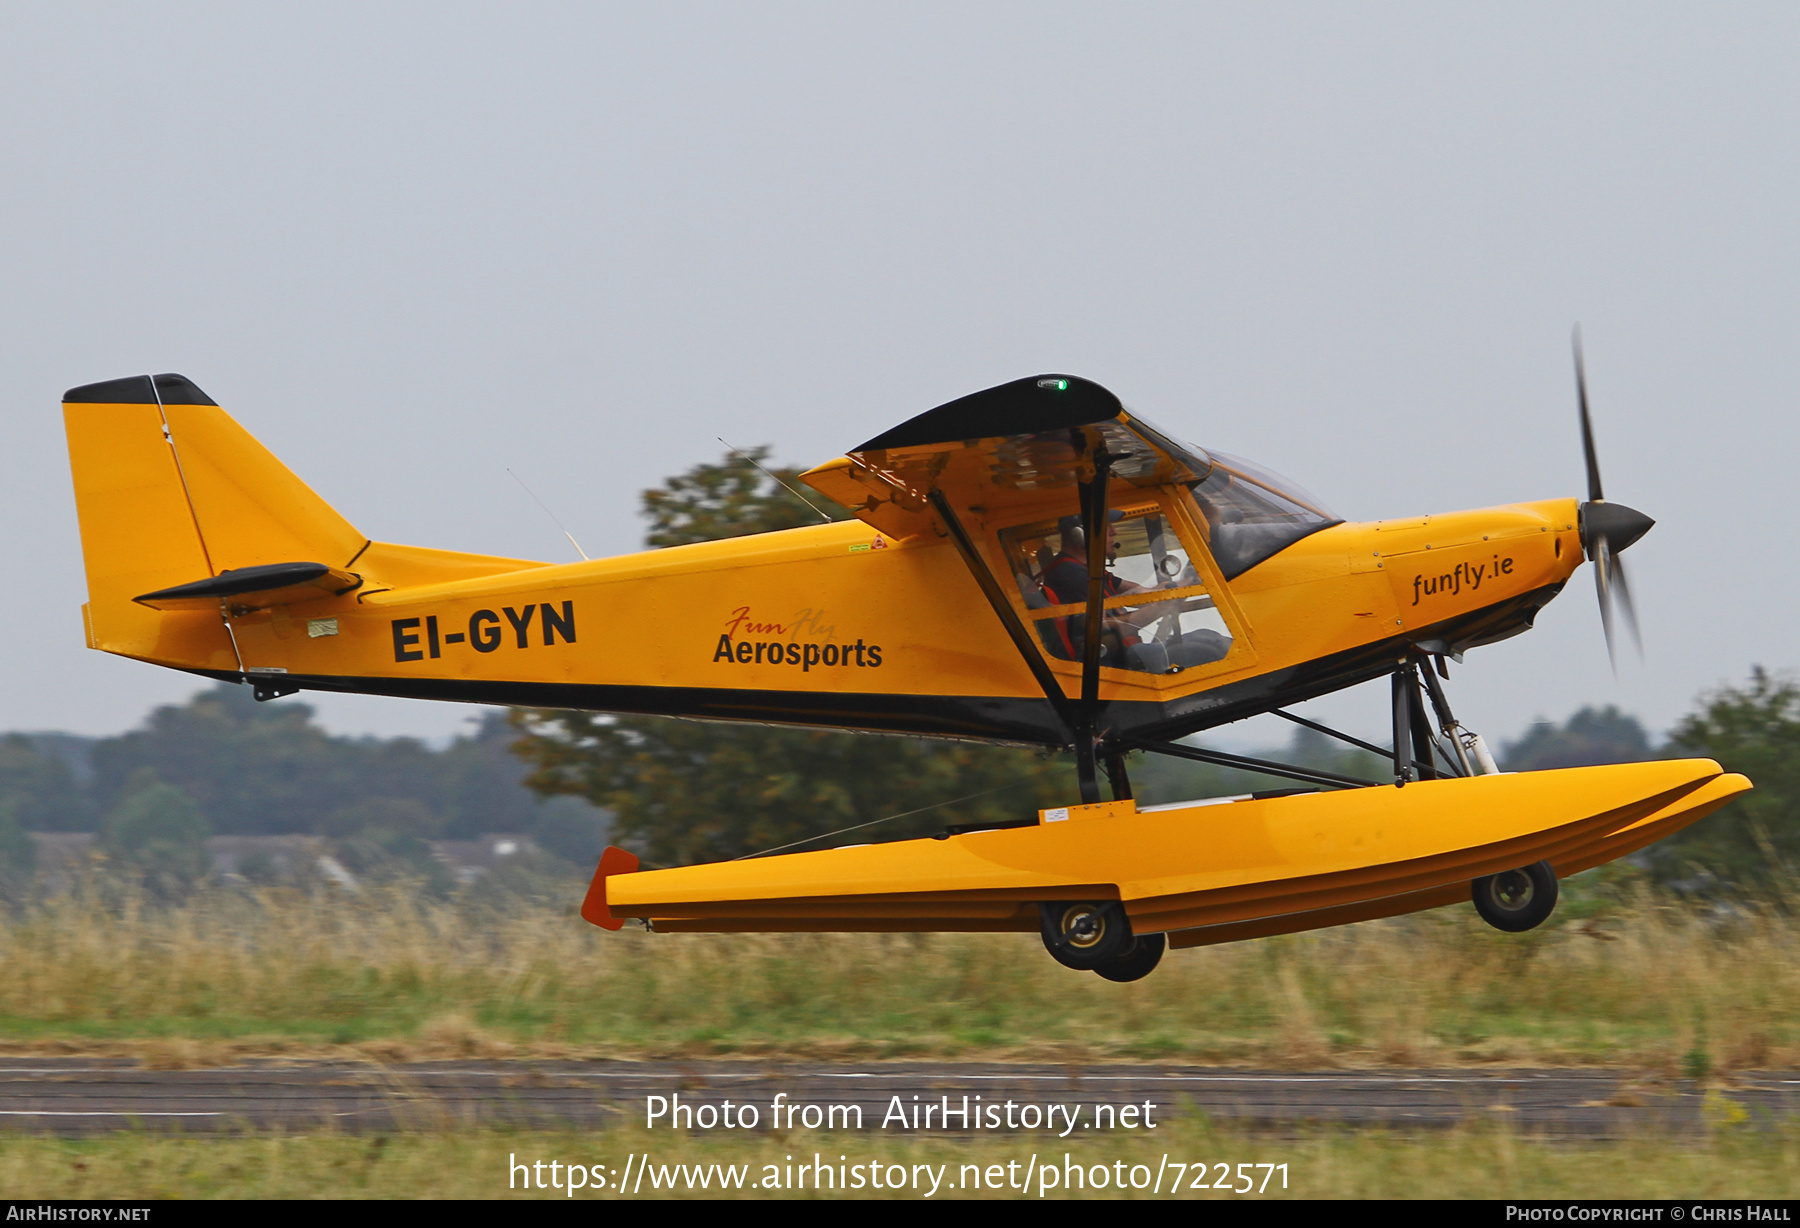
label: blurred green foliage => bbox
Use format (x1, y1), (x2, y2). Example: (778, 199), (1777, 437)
(0, 796), (36, 887)
(1501, 705), (1655, 772)
(0, 733), (90, 831)
(514, 711), (1072, 865)
(0, 688), (608, 871)
(91, 687), (550, 839)
(1654, 667), (1800, 891)
(99, 768), (211, 894)
(641, 445), (850, 548)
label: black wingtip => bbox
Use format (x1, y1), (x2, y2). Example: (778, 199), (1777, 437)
(854, 374), (1123, 452)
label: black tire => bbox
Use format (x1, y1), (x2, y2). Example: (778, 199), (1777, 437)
(1040, 901), (1133, 970)
(1093, 932), (1166, 982)
(1471, 860), (1559, 932)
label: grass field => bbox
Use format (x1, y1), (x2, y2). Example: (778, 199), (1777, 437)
(0, 871), (1795, 1071)
(2, 1118), (1796, 1199)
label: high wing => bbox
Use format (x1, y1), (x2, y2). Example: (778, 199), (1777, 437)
(798, 374), (1210, 542)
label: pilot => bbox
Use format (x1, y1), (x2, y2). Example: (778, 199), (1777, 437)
(1042, 513), (1144, 602)
(1040, 513), (1155, 661)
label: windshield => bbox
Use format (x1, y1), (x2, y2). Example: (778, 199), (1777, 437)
(1189, 451), (1340, 579)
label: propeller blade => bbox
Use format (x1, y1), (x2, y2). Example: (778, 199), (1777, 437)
(1574, 325), (1605, 504)
(1571, 327), (1648, 672)
(1611, 552), (1643, 659)
(1593, 535), (1616, 675)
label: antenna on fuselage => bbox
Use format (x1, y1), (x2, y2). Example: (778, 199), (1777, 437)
(505, 468), (591, 561)
(717, 437), (834, 524)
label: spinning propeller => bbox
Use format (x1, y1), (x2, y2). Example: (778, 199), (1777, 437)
(1572, 326), (1655, 671)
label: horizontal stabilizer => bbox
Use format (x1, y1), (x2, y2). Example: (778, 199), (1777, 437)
(133, 561), (361, 611)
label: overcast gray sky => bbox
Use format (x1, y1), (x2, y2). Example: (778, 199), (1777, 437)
(4, 3), (1795, 748)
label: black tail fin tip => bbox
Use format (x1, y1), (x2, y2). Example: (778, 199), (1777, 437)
(63, 373), (217, 406)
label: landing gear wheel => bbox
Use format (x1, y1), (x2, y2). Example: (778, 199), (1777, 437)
(1040, 901), (1132, 970)
(1471, 860), (1559, 932)
(1092, 932), (1166, 982)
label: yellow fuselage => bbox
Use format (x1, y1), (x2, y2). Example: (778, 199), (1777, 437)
(90, 483), (1583, 746)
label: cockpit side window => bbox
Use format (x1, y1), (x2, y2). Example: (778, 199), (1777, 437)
(998, 503), (1234, 675)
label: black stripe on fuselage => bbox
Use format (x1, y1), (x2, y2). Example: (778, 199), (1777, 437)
(187, 583), (1562, 747)
(185, 672), (1074, 745)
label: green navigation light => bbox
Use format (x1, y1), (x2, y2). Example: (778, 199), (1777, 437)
(1037, 378), (1069, 391)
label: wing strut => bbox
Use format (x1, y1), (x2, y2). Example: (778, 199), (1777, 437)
(929, 436), (1126, 805)
(926, 490), (1076, 739)
(925, 432), (1134, 806)
(1273, 706), (1441, 780)
(1074, 441), (1116, 803)
(1271, 709), (1395, 760)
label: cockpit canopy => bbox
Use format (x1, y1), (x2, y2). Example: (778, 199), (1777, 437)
(801, 373), (1341, 579)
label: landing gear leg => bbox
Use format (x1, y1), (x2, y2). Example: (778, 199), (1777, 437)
(1397, 650), (1503, 779)
(1074, 741), (1100, 804)
(1418, 654), (1490, 777)
(1406, 664), (1440, 780)
(1391, 664), (1416, 786)
(1102, 749), (1132, 802)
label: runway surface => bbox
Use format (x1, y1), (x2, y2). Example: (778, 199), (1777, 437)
(2, 1059), (1796, 1137)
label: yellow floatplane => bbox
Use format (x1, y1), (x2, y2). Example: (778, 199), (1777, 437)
(61, 346), (1748, 980)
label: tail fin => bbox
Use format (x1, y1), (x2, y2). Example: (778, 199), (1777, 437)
(64, 373), (366, 665)
(63, 373), (542, 669)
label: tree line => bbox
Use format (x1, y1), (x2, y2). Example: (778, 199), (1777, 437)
(0, 689), (609, 889)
